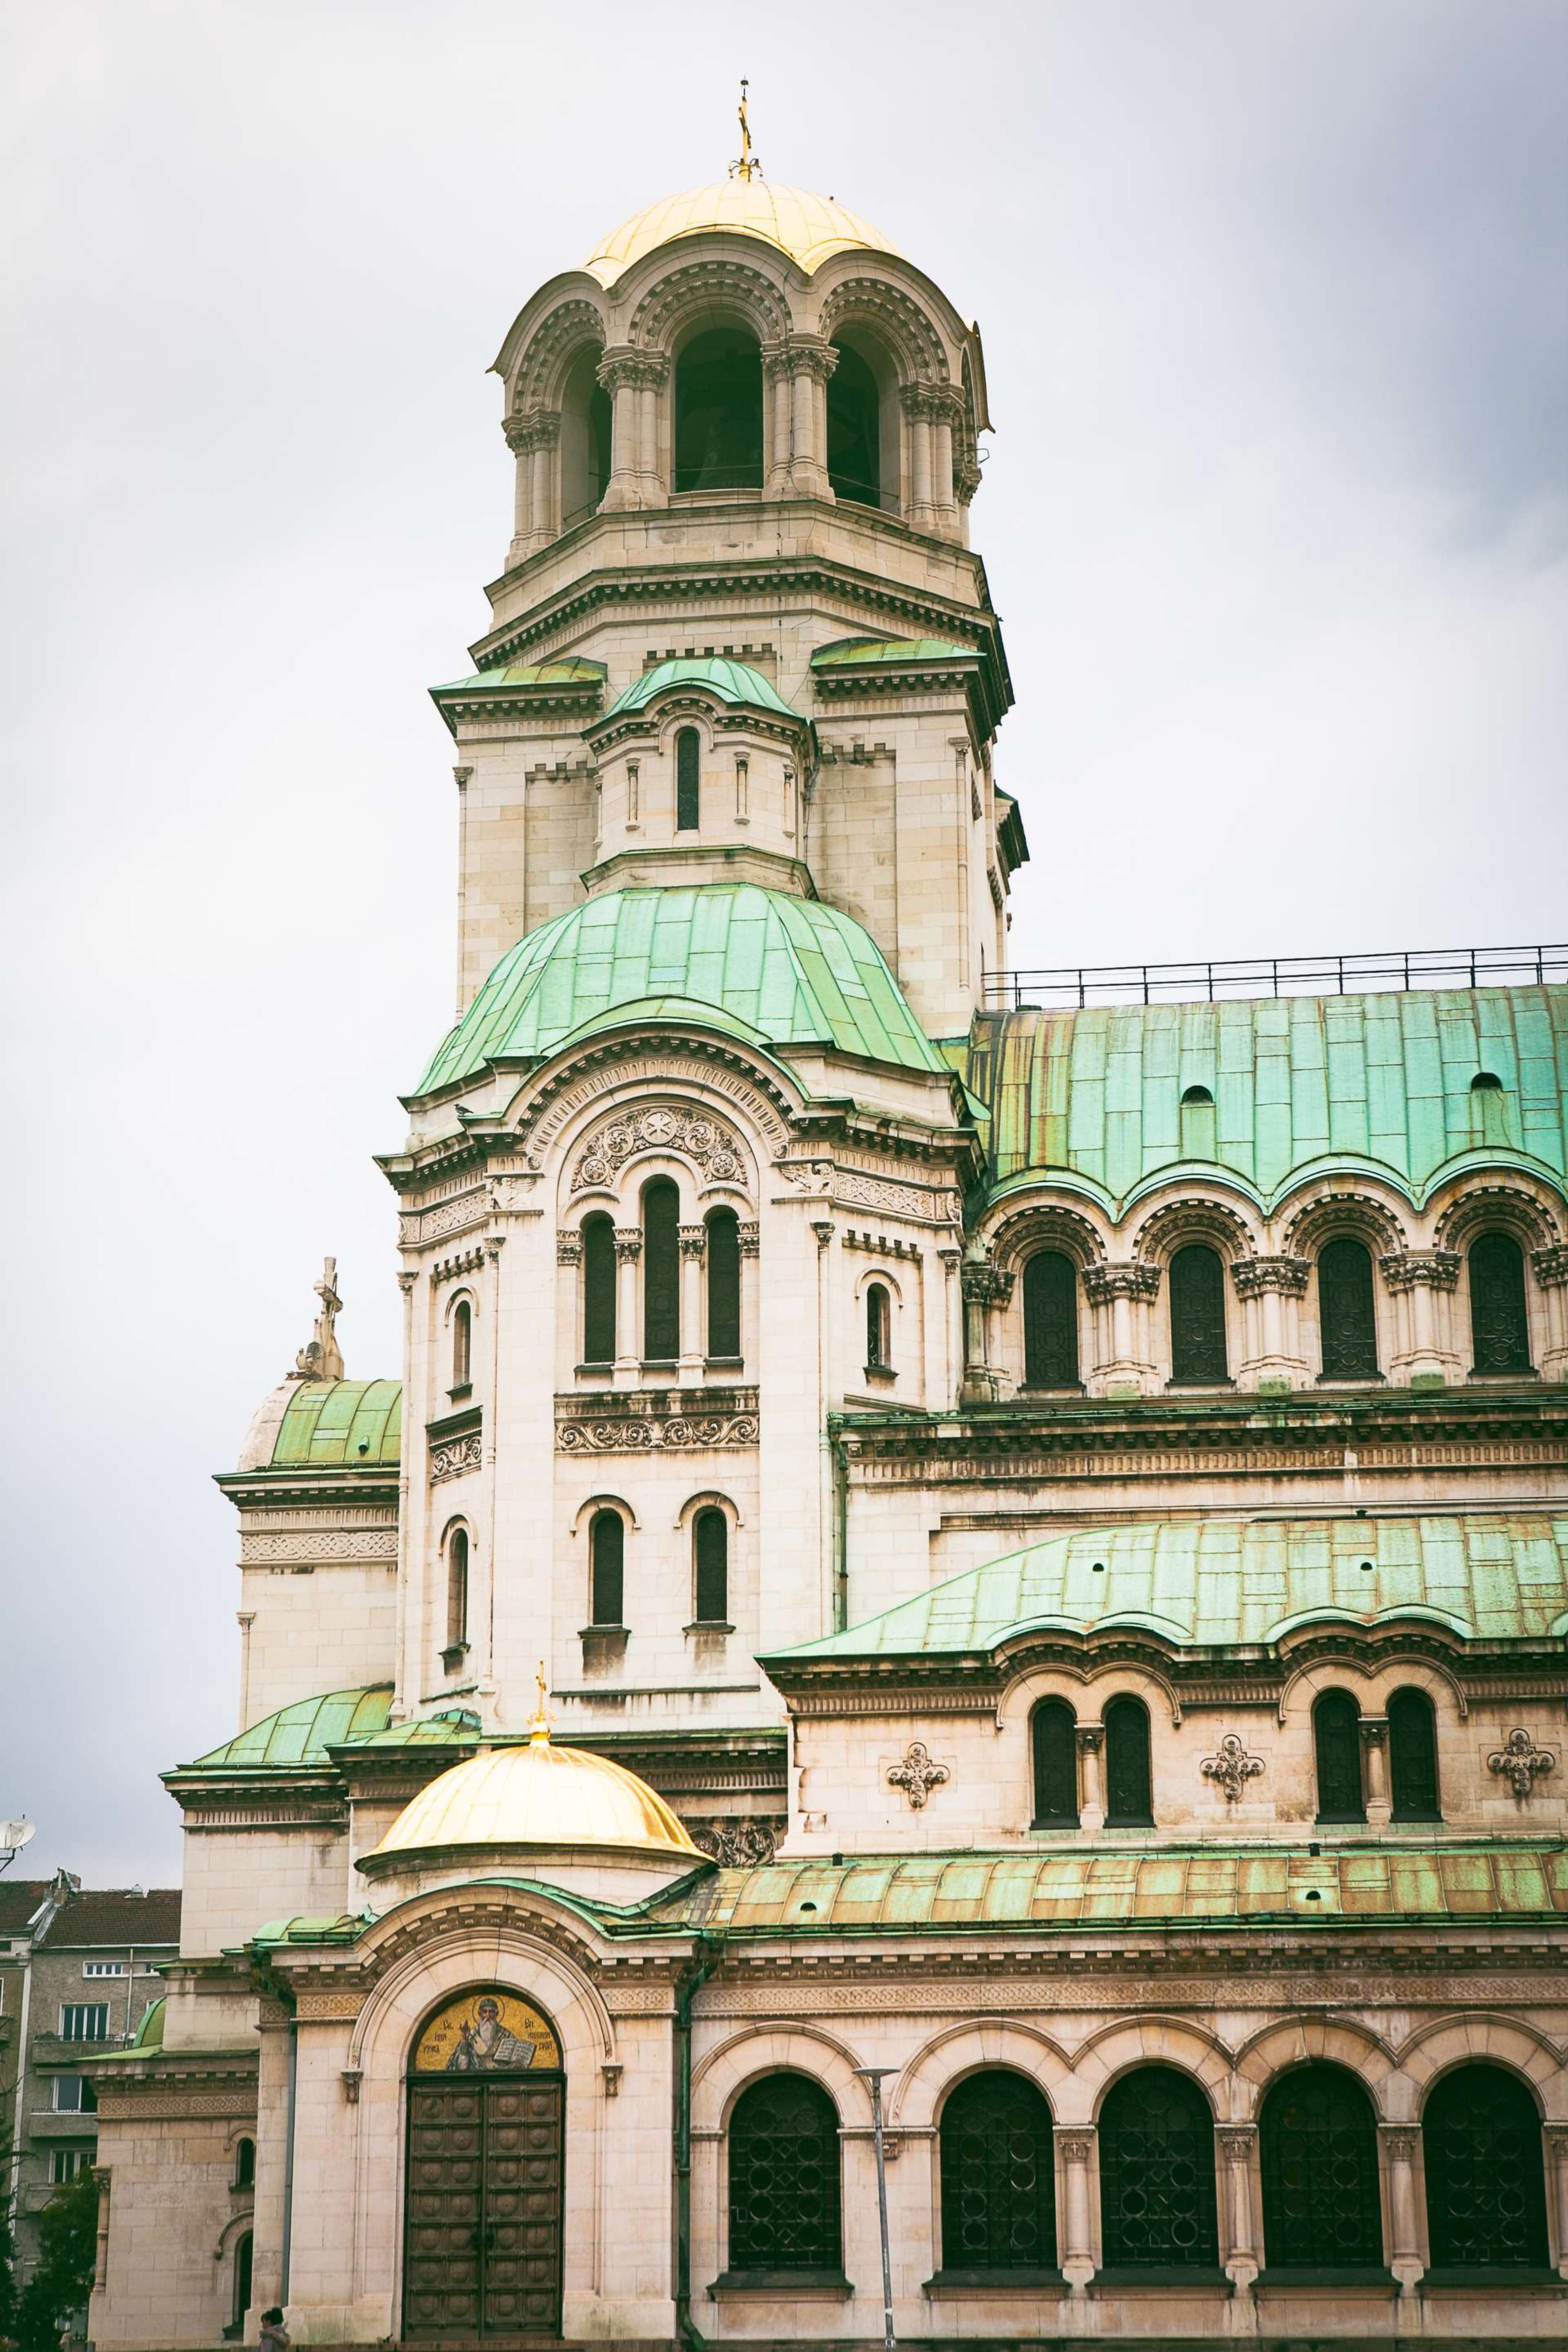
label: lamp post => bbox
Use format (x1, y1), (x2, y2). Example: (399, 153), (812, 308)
(853, 2067), (897, 2352)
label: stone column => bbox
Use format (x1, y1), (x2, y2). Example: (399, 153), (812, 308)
(597, 347), (653, 510)
(1082, 1263), (1160, 1396)
(530, 411), (559, 543)
(1054, 2127), (1097, 2288)
(678, 1225), (706, 1378)
(1218, 2126), (1259, 2287)
(637, 355), (669, 499)
(1381, 1251), (1462, 1383)
(902, 384), (935, 528)
(503, 413), (534, 563)
(958, 1258), (1004, 1405)
(1361, 1719), (1391, 1824)
(1076, 1726), (1105, 1831)
(613, 1228), (641, 1374)
(1231, 1256), (1310, 1389)
(1378, 2124), (1424, 2292)
(738, 1223), (760, 1371)
(785, 336), (836, 497)
(762, 343), (793, 493)
(1532, 1246), (1568, 1383)
(1543, 2123), (1568, 2278)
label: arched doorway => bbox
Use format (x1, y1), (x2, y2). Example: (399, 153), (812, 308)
(403, 1987), (565, 2339)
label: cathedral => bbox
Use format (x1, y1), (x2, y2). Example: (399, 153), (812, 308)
(84, 139), (1568, 2351)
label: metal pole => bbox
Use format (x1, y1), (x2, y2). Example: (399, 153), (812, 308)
(854, 2068), (897, 2352)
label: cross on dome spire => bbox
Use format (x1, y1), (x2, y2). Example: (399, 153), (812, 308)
(528, 1661), (552, 1746)
(293, 1255), (345, 1382)
(730, 78), (762, 182)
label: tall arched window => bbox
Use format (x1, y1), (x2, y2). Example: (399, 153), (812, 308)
(232, 2136), (256, 2190)
(865, 1282), (891, 1371)
(1178, 1084), (1217, 1159)
(1031, 1698), (1078, 1828)
(1388, 1686), (1440, 1820)
(693, 1508), (728, 1624)
(1423, 2065), (1549, 2271)
(727, 2074), (842, 2274)
(558, 344), (612, 528)
(582, 1213), (616, 1365)
(451, 1298), (472, 1390)
(1098, 2067), (1218, 2270)
(826, 339), (882, 508)
(1313, 1690), (1364, 1823)
(444, 1526), (469, 1654)
(1104, 1695), (1153, 1826)
(1259, 2064), (1383, 2271)
(939, 2071), (1056, 2275)
(589, 1510), (624, 1628)
(643, 1179), (680, 1361)
(675, 727), (701, 832)
(231, 2230), (253, 2331)
(1022, 1251), (1078, 1388)
(1469, 1232), (1532, 1373)
(674, 329), (763, 492)
(1169, 1244), (1229, 1383)
(706, 1207), (741, 1359)
(1318, 1238), (1379, 1379)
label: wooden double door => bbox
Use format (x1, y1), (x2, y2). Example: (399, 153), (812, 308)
(403, 2074), (564, 2339)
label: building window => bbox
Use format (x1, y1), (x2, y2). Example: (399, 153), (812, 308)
(726, 2073), (842, 2274)
(1423, 2065), (1549, 2270)
(581, 1214), (616, 1365)
(1030, 1698), (1078, 1828)
(1169, 1243), (1228, 1383)
(826, 339), (882, 508)
(865, 1282), (891, 1371)
(589, 1510), (625, 1628)
(49, 2147), (92, 2184)
(1178, 1084), (1217, 1158)
(233, 2136), (256, 2189)
(232, 2230), (254, 2330)
(642, 1179), (681, 1360)
(675, 726), (701, 832)
(706, 1207), (741, 1359)
(1312, 1690), (1365, 1823)
(1103, 1695), (1153, 1826)
(938, 2071), (1056, 2274)
(1318, 1237), (1379, 1379)
(1469, 1071), (1511, 1146)
(1022, 1251), (1078, 1388)
(53, 2076), (97, 2113)
(1098, 2066), (1218, 2270)
(1259, 2063), (1383, 2271)
(82, 1960), (126, 1978)
(451, 1298), (472, 1390)
(1468, 1231), (1532, 1373)
(674, 328), (764, 492)
(59, 2005), (108, 2041)
(443, 1526), (469, 1655)
(693, 1508), (729, 1624)
(1388, 1686), (1441, 1820)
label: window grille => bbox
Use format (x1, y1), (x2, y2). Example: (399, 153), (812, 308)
(1318, 1238), (1379, 1379)
(1098, 2066), (1218, 2269)
(1169, 1245), (1228, 1382)
(693, 1510), (728, 1624)
(727, 2073), (842, 2273)
(643, 1180), (681, 1361)
(1022, 1252), (1078, 1387)
(1423, 2065), (1549, 2269)
(939, 2071), (1057, 2272)
(60, 2005), (108, 2042)
(675, 726), (701, 829)
(1031, 1699), (1078, 1828)
(589, 1511), (625, 1628)
(1312, 1691), (1364, 1823)
(706, 1208), (741, 1358)
(581, 1214), (616, 1364)
(1388, 1687), (1441, 1821)
(1468, 1232), (1532, 1372)
(1259, 2064), (1383, 2270)
(1104, 1695), (1153, 1826)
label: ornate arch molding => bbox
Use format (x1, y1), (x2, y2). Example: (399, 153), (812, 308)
(566, 1100), (756, 1204)
(986, 1200), (1108, 1276)
(512, 1042), (800, 1172)
(1279, 1187), (1409, 1261)
(343, 1900), (614, 2065)
(1398, 2012), (1566, 2111)
(1432, 1178), (1564, 1255)
(1233, 2016), (1398, 2118)
(211, 2209), (254, 2263)
(889, 2020), (1075, 2127)
(1276, 1647), (1468, 1725)
(690, 2022), (875, 2132)
(995, 1649), (1185, 1729)
(1130, 1195), (1258, 1265)
(629, 258), (793, 350)
(817, 277), (949, 380)
(1070, 2015), (1237, 2126)
(510, 297), (608, 413)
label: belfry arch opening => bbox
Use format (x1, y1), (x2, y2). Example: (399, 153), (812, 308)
(674, 327), (763, 492)
(559, 345), (611, 529)
(828, 331), (898, 512)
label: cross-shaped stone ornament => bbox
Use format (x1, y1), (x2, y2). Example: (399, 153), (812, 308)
(887, 1742), (949, 1809)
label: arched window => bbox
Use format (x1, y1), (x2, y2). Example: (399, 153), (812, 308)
(1022, 1251), (1078, 1388)
(1469, 1232), (1532, 1373)
(231, 2230), (253, 2330)
(1469, 1071), (1510, 1147)
(727, 2073), (842, 2274)
(826, 339), (882, 508)
(232, 2136), (255, 2190)
(451, 1298), (472, 1390)
(674, 328), (763, 492)
(1423, 2065), (1549, 2271)
(444, 1526), (469, 1654)
(589, 1510), (624, 1628)
(1169, 1243), (1229, 1383)
(706, 1207), (741, 1359)
(1388, 1686), (1440, 1820)
(643, 1179), (680, 1361)
(693, 1508), (728, 1625)
(1098, 2066), (1219, 2270)
(675, 727), (701, 832)
(581, 1214), (617, 1365)
(1104, 1695), (1153, 1826)
(939, 2071), (1056, 2274)
(1259, 2064), (1383, 2271)
(1179, 1084), (1217, 1158)
(557, 344), (612, 529)
(1030, 1698), (1078, 1828)
(1312, 1690), (1364, 1823)
(1318, 1238), (1379, 1379)
(865, 1282), (891, 1371)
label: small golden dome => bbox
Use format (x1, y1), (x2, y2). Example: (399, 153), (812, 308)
(363, 1732), (700, 1869)
(584, 181), (898, 285)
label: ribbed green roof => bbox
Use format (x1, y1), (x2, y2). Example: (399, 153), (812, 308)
(432, 657), (607, 694)
(415, 886), (947, 1094)
(602, 656), (797, 720)
(775, 1513), (1568, 1661)
(350, 1709), (482, 1749)
(270, 1380), (401, 1468)
(964, 987), (1568, 1207)
(182, 1685), (394, 1771)
(811, 637), (974, 668)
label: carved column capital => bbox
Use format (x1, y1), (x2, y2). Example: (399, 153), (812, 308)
(556, 1230), (583, 1266)
(1379, 2124), (1419, 2162)
(1053, 2126), (1096, 2164)
(1532, 1243), (1568, 1287)
(782, 334), (838, 383)
(597, 344), (666, 394)
(811, 1220), (835, 1251)
(678, 1224), (708, 1261)
(1217, 2125), (1257, 2162)
(1230, 1254), (1310, 1298)
(737, 1221), (761, 1258)
(1074, 1726), (1102, 1754)
(1082, 1261), (1162, 1304)
(1379, 1249), (1461, 1292)
(612, 1227), (642, 1261)
(900, 378), (959, 422)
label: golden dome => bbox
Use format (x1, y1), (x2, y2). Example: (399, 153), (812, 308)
(363, 1728), (700, 1869)
(584, 181), (899, 285)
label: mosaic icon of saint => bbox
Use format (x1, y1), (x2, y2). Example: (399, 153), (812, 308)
(444, 1996), (537, 2071)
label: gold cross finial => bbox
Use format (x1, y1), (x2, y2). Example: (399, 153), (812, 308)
(731, 78), (760, 182)
(529, 1662), (551, 1746)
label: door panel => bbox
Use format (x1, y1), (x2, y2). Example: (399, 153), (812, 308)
(403, 2076), (564, 2340)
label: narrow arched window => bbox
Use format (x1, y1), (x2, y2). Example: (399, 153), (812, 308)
(866, 1282), (891, 1371)
(444, 1526), (469, 1653)
(1423, 2065), (1549, 2270)
(1388, 1686), (1441, 1820)
(581, 1213), (616, 1365)
(1313, 1690), (1364, 1823)
(1099, 2067), (1218, 2270)
(451, 1298), (472, 1390)
(1469, 1071), (1510, 1146)
(1468, 1231), (1532, 1373)
(1022, 1252), (1078, 1388)
(694, 1508), (728, 1624)
(675, 727), (701, 832)
(1260, 2065), (1383, 2270)
(231, 2231), (254, 2330)
(1031, 1698), (1078, 1828)
(589, 1510), (624, 1627)
(643, 1179), (680, 1361)
(674, 328), (764, 492)
(826, 339), (882, 508)
(727, 2073), (842, 2274)
(1169, 1244), (1228, 1383)
(232, 2137), (256, 2190)
(1179, 1084), (1217, 1158)
(939, 2071), (1056, 2274)
(706, 1207), (741, 1359)
(1104, 1695), (1152, 1826)
(1318, 1237), (1379, 1379)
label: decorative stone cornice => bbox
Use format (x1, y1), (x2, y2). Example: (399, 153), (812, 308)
(555, 1387), (759, 1455)
(1082, 1262), (1162, 1304)
(1230, 1255), (1310, 1299)
(1379, 1249), (1461, 1292)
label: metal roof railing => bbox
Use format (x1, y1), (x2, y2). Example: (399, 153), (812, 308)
(979, 943), (1568, 1013)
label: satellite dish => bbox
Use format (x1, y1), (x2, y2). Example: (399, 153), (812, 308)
(0, 1819), (36, 1852)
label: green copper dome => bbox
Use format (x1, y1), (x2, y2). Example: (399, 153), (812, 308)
(600, 656), (799, 722)
(414, 885), (946, 1095)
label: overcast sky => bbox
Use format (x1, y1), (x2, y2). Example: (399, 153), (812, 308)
(2, 0), (1564, 1885)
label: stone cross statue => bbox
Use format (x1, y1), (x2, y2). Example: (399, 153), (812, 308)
(294, 1256), (345, 1382)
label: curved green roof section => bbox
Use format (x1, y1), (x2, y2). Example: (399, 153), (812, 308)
(183, 1684), (394, 1771)
(270, 1380), (401, 1468)
(131, 1996), (166, 2049)
(602, 656), (797, 721)
(962, 987), (1568, 1205)
(415, 885), (947, 1095)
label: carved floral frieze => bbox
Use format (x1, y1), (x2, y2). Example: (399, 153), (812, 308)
(571, 1103), (750, 1196)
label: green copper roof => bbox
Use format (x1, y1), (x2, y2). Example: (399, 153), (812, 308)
(350, 1709), (482, 1749)
(602, 657), (797, 720)
(181, 1685), (394, 1772)
(432, 657), (607, 694)
(963, 987), (1568, 1208)
(131, 1997), (166, 2050)
(811, 637), (974, 668)
(774, 1513), (1568, 1662)
(415, 886), (948, 1094)
(270, 1380), (401, 1468)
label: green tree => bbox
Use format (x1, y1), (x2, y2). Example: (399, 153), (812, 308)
(0, 2155), (20, 2345)
(13, 2172), (96, 2352)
